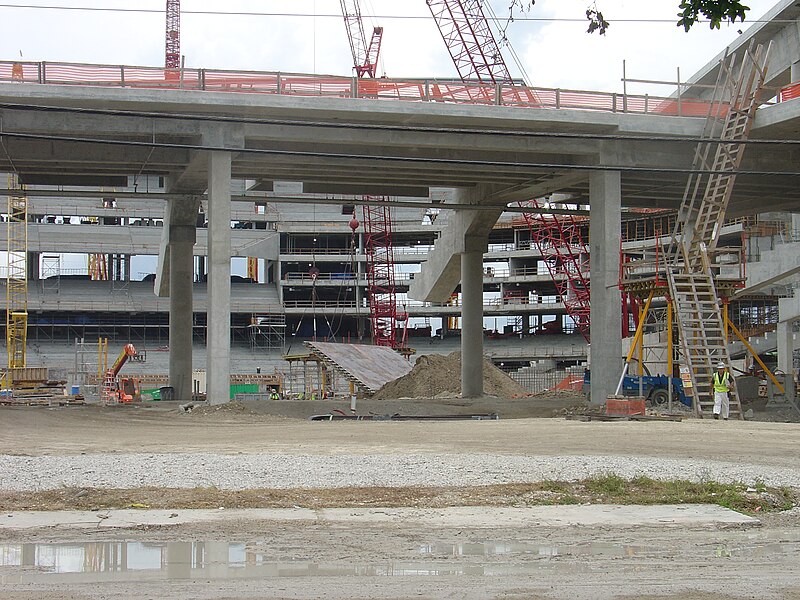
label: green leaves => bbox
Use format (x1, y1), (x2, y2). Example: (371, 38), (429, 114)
(676, 0), (750, 32)
(503, 0), (751, 35)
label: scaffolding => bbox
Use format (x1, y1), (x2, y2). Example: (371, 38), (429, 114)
(6, 174), (28, 370)
(282, 353), (334, 399)
(518, 199), (591, 341)
(248, 313), (286, 351)
(40, 254), (61, 295)
(362, 198), (407, 349)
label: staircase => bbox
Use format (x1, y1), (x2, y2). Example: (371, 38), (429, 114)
(668, 40), (771, 419)
(668, 268), (741, 418)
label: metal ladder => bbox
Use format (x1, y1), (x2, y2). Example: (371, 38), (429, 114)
(667, 41), (771, 418)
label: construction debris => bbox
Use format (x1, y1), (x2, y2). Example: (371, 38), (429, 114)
(309, 413), (499, 421)
(373, 352), (526, 399)
(566, 414), (683, 422)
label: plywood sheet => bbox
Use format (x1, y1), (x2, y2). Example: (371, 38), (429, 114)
(304, 341), (412, 393)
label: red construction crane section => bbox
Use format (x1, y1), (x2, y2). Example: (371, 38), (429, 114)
(519, 200), (591, 341)
(426, 0), (514, 85)
(339, 0), (383, 77)
(362, 200), (403, 348)
(165, 0), (180, 73)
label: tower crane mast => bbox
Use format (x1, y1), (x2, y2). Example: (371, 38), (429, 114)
(165, 0), (180, 71)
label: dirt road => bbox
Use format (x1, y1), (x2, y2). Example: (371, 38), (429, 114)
(1, 403), (799, 469)
(2, 403), (800, 599)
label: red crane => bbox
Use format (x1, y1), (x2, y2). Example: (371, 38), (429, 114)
(428, 1), (592, 338)
(339, 0), (383, 77)
(165, 0), (180, 76)
(338, 3), (406, 350)
(425, 0), (514, 84)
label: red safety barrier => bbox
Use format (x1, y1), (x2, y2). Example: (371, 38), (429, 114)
(2, 59), (797, 117)
(781, 82), (800, 102)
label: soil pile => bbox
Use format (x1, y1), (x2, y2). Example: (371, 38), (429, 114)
(373, 351), (527, 399)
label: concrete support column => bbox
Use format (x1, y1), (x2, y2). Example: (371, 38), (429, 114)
(521, 315), (530, 336)
(207, 151), (232, 405)
(164, 196), (199, 405)
(777, 319), (796, 403)
(461, 248), (484, 398)
(589, 170), (622, 404)
(169, 239), (195, 403)
(792, 61), (800, 83)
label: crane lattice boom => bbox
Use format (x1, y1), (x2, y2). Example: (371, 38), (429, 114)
(339, 0), (383, 77)
(425, 0), (514, 84)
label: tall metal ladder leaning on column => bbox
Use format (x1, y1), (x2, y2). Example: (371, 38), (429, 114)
(667, 40), (771, 419)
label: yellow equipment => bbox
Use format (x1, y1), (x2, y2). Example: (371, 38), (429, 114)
(6, 174), (28, 373)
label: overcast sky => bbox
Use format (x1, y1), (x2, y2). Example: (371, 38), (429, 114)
(0, 0), (782, 94)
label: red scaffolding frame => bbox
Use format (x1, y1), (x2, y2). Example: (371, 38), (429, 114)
(519, 199), (591, 341)
(362, 200), (406, 348)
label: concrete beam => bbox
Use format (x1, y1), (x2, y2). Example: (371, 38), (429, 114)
(408, 187), (502, 304)
(154, 196), (201, 298)
(682, 0), (800, 97)
(737, 240), (800, 297)
(588, 170), (622, 404)
(487, 172), (589, 205)
(302, 182), (429, 198)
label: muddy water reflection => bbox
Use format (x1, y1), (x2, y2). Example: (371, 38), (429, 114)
(0, 539), (796, 583)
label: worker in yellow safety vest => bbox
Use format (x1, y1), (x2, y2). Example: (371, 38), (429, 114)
(711, 362), (733, 420)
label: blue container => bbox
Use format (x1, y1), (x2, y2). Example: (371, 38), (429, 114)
(71, 385), (80, 395)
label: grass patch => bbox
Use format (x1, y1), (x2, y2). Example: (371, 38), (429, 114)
(574, 476), (796, 514)
(0, 479), (795, 514)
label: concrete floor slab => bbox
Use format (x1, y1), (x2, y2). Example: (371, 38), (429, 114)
(0, 504), (759, 531)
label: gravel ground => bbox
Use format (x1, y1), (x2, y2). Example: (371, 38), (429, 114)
(2, 452), (800, 491)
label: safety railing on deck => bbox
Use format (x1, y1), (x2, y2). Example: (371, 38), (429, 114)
(4, 60), (796, 117)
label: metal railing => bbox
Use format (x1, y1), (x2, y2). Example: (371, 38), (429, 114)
(4, 59), (793, 117)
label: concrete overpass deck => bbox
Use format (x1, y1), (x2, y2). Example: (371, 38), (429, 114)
(1, 1), (799, 403)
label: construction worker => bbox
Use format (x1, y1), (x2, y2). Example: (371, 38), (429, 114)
(269, 388), (280, 401)
(712, 362), (733, 420)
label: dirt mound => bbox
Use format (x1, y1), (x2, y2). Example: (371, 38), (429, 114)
(373, 352), (527, 399)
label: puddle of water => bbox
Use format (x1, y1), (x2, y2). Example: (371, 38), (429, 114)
(0, 539), (796, 584)
(0, 540), (629, 583)
(418, 541), (658, 558)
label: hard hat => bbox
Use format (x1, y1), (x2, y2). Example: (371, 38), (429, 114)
(717, 362), (725, 369)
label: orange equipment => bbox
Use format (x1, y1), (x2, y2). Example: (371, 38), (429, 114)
(102, 343), (141, 403)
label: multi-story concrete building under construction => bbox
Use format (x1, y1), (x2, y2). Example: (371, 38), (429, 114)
(2, 0), (800, 415)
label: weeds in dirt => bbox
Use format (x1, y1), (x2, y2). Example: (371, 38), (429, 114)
(0, 478), (796, 514)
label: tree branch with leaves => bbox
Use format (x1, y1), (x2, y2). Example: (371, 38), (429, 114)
(502, 0), (750, 36)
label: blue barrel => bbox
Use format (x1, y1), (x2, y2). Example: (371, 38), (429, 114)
(71, 385), (80, 395)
